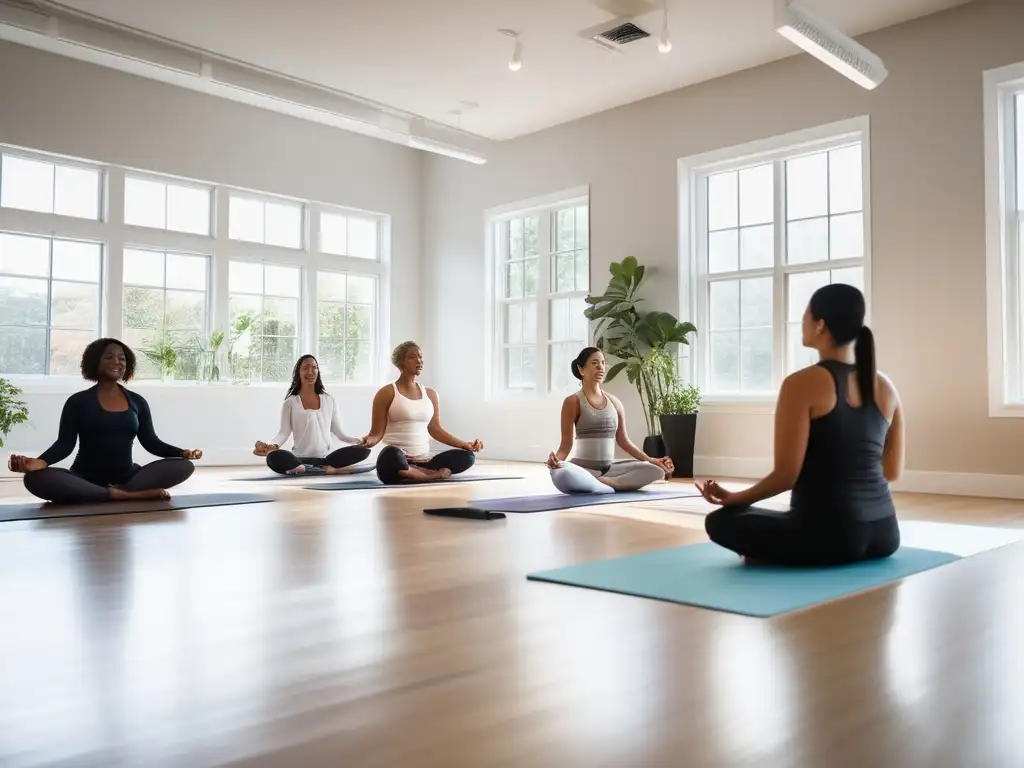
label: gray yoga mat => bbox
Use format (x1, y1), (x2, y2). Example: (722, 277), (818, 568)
(469, 489), (702, 513)
(303, 474), (522, 491)
(0, 492), (274, 523)
(232, 464), (375, 481)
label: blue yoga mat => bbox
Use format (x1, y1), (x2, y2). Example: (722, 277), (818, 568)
(303, 474), (521, 491)
(527, 543), (961, 617)
(473, 489), (701, 513)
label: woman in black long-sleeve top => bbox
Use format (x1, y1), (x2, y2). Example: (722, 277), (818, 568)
(7, 338), (203, 504)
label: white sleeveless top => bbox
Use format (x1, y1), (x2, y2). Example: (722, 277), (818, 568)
(382, 382), (434, 457)
(270, 393), (358, 457)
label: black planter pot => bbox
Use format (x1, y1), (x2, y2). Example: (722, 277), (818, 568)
(659, 413), (697, 479)
(642, 434), (666, 459)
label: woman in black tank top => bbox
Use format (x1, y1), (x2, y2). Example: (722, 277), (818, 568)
(696, 284), (905, 566)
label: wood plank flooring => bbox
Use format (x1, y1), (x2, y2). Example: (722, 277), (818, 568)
(2, 461), (1024, 767)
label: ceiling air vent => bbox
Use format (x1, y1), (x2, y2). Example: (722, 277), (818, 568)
(596, 21), (650, 45)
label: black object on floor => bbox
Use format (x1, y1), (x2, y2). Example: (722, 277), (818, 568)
(0, 492), (274, 523)
(424, 506), (507, 520)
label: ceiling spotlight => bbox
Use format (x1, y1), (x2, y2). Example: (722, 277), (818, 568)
(658, 2), (672, 53)
(499, 29), (523, 72)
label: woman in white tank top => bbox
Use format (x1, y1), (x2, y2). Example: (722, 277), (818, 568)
(546, 347), (673, 494)
(360, 341), (483, 484)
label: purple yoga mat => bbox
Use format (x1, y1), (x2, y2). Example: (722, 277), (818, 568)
(464, 489), (703, 514)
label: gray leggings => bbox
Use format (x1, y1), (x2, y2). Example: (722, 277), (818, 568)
(551, 460), (664, 494)
(23, 459), (195, 504)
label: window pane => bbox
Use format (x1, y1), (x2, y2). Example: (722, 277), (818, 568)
(348, 217), (377, 259)
(709, 280), (740, 330)
(52, 240), (101, 283)
(550, 297), (569, 341)
(522, 300), (537, 342)
(829, 212), (863, 260)
(123, 249), (165, 287)
(739, 225), (773, 270)
(125, 177), (167, 229)
(549, 343), (577, 393)
(123, 287), (165, 330)
(166, 290), (205, 330)
(0, 326), (46, 374)
(0, 233), (49, 277)
(521, 344), (536, 388)
(318, 338), (345, 378)
(786, 151), (828, 220)
(509, 218), (524, 259)
(346, 341), (372, 384)
(574, 250), (589, 292)
(318, 270), (346, 301)
(506, 346), (522, 388)
(829, 144), (862, 214)
(739, 164), (773, 226)
(264, 297), (299, 336)
(265, 202), (302, 249)
(787, 217), (828, 264)
(1018, 94), (1024, 209)
(709, 331), (740, 392)
(740, 277), (772, 328)
(345, 304), (371, 339)
(524, 215), (540, 256)
(265, 265), (300, 298)
(50, 329), (95, 375)
(0, 277), (48, 325)
(1, 155), (53, 213)
(262, 336), (296, 382)
(708, 171), (738, 230)
(320, 212), (347, 255)
(556, 209), (574, 252)
(318, 301), (345, 338)
(787, 270), (830, 323)
(229, 196), (264, 243)
(831, 266), (864, 293)
(553, 253), (575, 293)
(229, 293), (261, 327)
(787, 322), (819, 372)
(347, 274), (374, 304)
(575, 206), (589, 248)
(54, 165), (100, 220)
(570, 296), (589, 341)
(505, 303), (522, 344)
(524, 258), (538, 297)
(166, 254), (207, 291)
(740, 328), (773, 391)
(51, 281), (98, 329)
(708, 230), (739, 273)
(166, 184), (211, 236)
(229, 261), (264, 293)
(506, 262), (523, 298)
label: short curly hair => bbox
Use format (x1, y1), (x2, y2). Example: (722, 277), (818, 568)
(391, 340), (420, 368)
(81, 338), (136, 382)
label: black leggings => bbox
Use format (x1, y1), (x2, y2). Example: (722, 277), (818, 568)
(375, 445), (475, 485)
(266, 446), (371, 474)
(23, 458), (195, 504)
(704, 505), (900, 566)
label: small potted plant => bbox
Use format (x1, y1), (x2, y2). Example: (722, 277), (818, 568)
(656, 382), (701, 479)
(0, 377), (29, 451)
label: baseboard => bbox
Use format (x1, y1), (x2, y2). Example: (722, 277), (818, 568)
(693, 455), (1024, 500)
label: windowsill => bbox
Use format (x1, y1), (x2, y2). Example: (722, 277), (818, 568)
(989, 402), (1024, 419)
(486, 389), (572, 405)
(698, 396), (776, 415)
(2, 376), (379, 395)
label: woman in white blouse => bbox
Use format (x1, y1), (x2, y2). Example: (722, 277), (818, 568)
(253, 355), (371, 475)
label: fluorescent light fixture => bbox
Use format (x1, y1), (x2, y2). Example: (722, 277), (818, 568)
(774, 0), (888, 90)
(408, 136), (487, 165)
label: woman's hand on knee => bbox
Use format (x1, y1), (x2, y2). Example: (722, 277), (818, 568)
(253, 441), (277, 457)
(182, 449), (203, 461)
(8, 455), (46, 473)
(546, 452), (562, 469)
(461, 439), (484, 453)
(650, 456), (674, 479)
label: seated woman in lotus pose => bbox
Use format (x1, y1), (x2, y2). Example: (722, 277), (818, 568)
(546, 346), (673, 493)
(361, 341), (482, 484)
(253, 354), (371, 474)
(8, 338), (202, 503)
(697, 284), (904, 566)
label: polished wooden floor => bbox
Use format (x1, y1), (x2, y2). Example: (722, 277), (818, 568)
(2, 462), (1024, 767)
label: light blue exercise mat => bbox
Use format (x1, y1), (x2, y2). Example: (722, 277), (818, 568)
(526, 542), (961, 617)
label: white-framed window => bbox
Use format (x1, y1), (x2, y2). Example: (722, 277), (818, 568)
(985, 62), (1024, 417)
(122, 248), (210, 380)
(0, 152), (102, 221)
(228, 193), (304, 249)
(0, 143), (389, 386)
(228, 260), (301, 383)
(0, 232), (102, 375)
(487, 188), (590, 397)
(680, 117), (870, 403)
(124, 174), (213, 236)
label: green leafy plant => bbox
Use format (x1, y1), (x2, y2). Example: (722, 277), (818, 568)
(141, 336), (179, 379)
(0, 378), (29, 449)
(655, 382), (702, 416)
(585, 256), (696, 435)
(196, 330), (226, 381)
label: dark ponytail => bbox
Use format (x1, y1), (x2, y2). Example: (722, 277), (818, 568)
(854, 325), (876, 407)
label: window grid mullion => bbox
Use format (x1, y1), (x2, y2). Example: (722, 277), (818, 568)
(538, 212), (553, 391)
(773, 157), (787, 388)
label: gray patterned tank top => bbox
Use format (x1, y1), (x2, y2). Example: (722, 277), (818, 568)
(571, 389), (617, 470)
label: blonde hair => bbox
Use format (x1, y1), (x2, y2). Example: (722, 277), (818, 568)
(391, 341), (420, 368)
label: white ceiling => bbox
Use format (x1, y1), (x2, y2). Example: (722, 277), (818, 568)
(52, 0), (970, 140)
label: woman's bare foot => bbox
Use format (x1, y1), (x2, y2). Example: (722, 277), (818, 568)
(109, 488), (171, 501)
(399, 467), (452, 483)
(598, 476), (626, 491)
(285, 465), (307, 475)
(324, 465), (356, 475)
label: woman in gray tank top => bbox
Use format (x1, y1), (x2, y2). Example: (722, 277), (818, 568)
(546, 347), (673, 494)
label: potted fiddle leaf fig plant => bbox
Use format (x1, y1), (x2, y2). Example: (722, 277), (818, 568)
(0, 377), (29, 450)
(584, 256), (696, 458)
(655, 382), (702, 478)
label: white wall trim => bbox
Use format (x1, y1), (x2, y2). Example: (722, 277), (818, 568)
(483, 186), (590, 221)
(693, 455), (1024, 500)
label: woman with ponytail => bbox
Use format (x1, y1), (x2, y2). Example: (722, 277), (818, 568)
(696, 284), (905, 565)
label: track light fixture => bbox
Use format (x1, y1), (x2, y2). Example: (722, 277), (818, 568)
(498, 29), (522, 72)
(658, 1), (672, 53)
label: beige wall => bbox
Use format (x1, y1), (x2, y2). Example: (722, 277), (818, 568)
(421, 0), (1024, 479)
